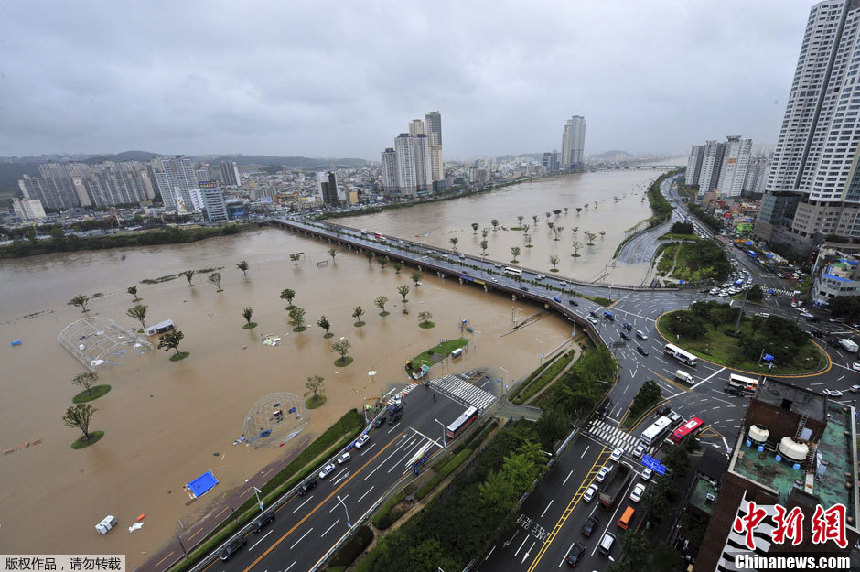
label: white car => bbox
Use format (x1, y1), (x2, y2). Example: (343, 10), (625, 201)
(337, 452), (351, 464)
(583, 483), (598, 503)
(850, 384), (860, 393)
(823, 389), (844, 397)
(354, 434), (370, 449)
(610, 447), (624, 461)
(641, 468), (653, 481)
(318, 463), (336, 480)
(852, 363), (860, 372)
(800, 311), (814, 319)
(596, 466), (612, 482)
(587, 316), (599, 325)
(629, 483), (646, 503)
(790, 302), (798, 308)
(632, 444), (646, 459)
(636, 330), (648, 340)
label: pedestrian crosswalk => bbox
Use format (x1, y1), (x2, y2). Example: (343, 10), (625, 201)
(430, 372), (497, 412)
(586, 419), (642, 450)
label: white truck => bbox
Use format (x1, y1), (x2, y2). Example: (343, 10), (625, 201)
(95, 515), (118, 534)
(840, 339), (858, 353)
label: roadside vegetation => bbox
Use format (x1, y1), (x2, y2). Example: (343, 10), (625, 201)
(622, 380), (663, 428)
(655, 239), (731, 283)
(0, 223), (251, 259)
(659, 301), (824, 374)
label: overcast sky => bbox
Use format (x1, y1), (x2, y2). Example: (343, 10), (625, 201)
(0, 1), (819, 160)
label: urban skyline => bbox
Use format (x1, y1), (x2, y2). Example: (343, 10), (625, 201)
(0, 1), (819, 159)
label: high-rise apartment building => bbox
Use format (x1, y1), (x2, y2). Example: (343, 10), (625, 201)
(425, 112), (442, 146)
(685, 145), (705, 187)
(11, 198), (47, 220)
(380, 148), (398, 194)
(198, 180), (229, 222)
(425, 112), (444, 188)
(394, 134), (417, 197)
(697, 140), (726, 197)
(316, 171), (340, 207)
(409, 119), (425, 137)
(156, 156), (198, 212)
(717, 136), (753, 198)
(219, 161), (242, 187)
(18, 161), (155, 210)
(743, 156), (770, 196)
(561, 115), (586, 169)
(542, 152), (559, 173)
(755, 0), (860, 247)
(412, 134), (433, 192)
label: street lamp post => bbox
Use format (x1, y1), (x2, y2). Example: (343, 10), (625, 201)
(252, 486), (264, 511)
(337, 494), (351, 528)
(433, 418), (447, 449)
(499, 366), (509, 398)
(536, 338), (544, 363)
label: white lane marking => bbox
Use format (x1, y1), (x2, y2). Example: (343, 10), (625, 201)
(580, 445), (590, 459)
(410, 426), (443, 449)
(358, 485), (374, 503)
(249, 529), (273, 550)
(541, 500), (554, 518)
(290, 527), (313, 549)
(691, 366), (726, 390)
(329, 494), (348, 513)
(562, 469), (575, 486)
(521, 540), (535, 564)
(293, 496), (313, 513)
(321, 519), (340, 537)
(514, 533), (529, 557)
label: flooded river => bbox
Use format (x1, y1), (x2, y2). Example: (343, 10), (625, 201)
(0, 167), (675, 565)
(0, 228), (573, 566)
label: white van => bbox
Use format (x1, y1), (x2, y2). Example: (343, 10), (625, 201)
(598, 532), (616, 555)
(674, 370), (694, 385)
(451, 348), (463, 359)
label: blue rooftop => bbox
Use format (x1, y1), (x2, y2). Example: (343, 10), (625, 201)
(823, 273), (852, 282)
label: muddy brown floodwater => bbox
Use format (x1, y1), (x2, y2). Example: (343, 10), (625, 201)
(0, 228), (573, 567)
(0, 167), (680, 565)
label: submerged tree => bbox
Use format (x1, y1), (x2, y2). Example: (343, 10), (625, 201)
(126, 304), (147, 330)
(410, 273), (422, 286)
(352, 306), (365, 326)
(392, 262), (402, 274)
(511, 246), (521, 263)
(585, 231), (597, 245)
(68, 295), (90, 313)
(208, 272), (222, 292)
(305, 375), (326, 406)
(72, 371), (99, 395)
(317, 315), (332, 338)
(289, 306), (307, 331)
(364, 251), (374, 266)
(550, 255), (560, 272)
(418, 311), (434, 328)
(289, 253), (301, 265)
(332, 337), (352, 366)
(327, 247), (338, 262)
(471, 222), (479, 234)
(242, 307), (255, 328)
(491, 219), (500, 231)
(397, 284), (411, 302)
(180, 270), (196, 286)
(157, 329), (186, 358)
(237, 260), (250, 276)
(63, 403), (95, 442)
(480, 240), (489, 255)
(449, 237), (459, 251)
(375, 296), (389, 316)
(127, 285), (140, 301)
(280, 288), (296, 308)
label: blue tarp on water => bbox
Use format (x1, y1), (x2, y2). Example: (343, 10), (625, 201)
(187, 471), (219, 497)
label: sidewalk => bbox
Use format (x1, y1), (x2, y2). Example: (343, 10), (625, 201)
(139, 433), (313, 572)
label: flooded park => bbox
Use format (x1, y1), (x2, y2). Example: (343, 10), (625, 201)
(0, 167), (673, 565)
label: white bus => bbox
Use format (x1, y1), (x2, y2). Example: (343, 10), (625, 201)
(663, 343), (698, 366)
(504, 267), (522, 277)
(640, 415), (673, 445)
(727, 373), (759, 394)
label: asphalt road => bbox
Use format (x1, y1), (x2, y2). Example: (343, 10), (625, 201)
(203, 198), (860, 572)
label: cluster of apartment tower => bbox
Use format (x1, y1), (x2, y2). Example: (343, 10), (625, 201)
(379, 111), (444, 197)
(17, 157), (242, 221)
(685, 136), (768, 199)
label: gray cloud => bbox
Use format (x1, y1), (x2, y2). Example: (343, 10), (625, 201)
(0, 0), (816, 158)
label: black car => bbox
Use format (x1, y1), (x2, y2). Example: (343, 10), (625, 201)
(297, 479), (317, 497)
(619, 331), (630, 340)
(568, 299), (579, 307)
(656, 404), (671, 417)
(564, 542), (587, 567)
(589, 310), (598, 318)
(581, 515), (599, 537)
(828, 337), (842, 348)
(636, 345), (649, 356)
(723, 385), (742, 396)
(388, 413), (402, 425)
(219, 536), (247, 561)
(373, 415), (387, 428)
(251, 511), (275, 533)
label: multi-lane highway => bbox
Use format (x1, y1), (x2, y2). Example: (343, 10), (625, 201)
(198, 181), (859, 572)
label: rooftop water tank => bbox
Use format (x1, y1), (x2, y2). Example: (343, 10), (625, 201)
(778, 437), (809, 462)
(747, 425), (769, 444)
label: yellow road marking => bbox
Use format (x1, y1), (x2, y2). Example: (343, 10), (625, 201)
(526, 448), (611, 572)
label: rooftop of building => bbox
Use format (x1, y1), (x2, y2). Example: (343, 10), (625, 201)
(729, 399), (858, 532)
(689, 477), (719, 515)
(755, 377), (827, 423)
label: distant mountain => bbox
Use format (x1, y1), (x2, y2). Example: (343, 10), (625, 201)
(210, 155), (370, 170)
(83, 150), (160, 165)
(590, 149), (633, 161)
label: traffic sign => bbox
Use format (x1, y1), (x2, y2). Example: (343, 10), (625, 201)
(641, 454), (666, 475)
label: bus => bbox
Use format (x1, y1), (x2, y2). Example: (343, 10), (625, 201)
(727, 373), (759, 394)
(445, 406), (479, 440)
(504, 267), (522, 277)
(640, 416), (673, 445)
(670, 417), (704, 444)
(663, 343), (698, 366)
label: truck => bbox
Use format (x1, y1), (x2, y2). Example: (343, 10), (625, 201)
(840, 339), (858, 353)
(598, 462), (632, 507)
